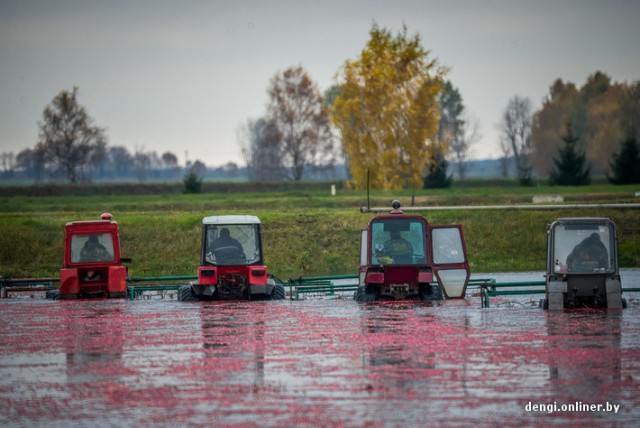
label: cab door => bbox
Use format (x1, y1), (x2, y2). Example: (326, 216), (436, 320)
(429, 225), (470, 298)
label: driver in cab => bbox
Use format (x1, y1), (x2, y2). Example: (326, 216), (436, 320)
(211, 228), (245, 262)
(80, 235), (112, 262)
(376, 230), (413, 264)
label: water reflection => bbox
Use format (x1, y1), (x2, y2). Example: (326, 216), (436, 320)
(1, 299), (639, 426)
(354, 302), (472, 425)
(65, 304), (125, 385)
(547, 311), (623, 402)
(200, 302), (267, 390)
(359, 302), (438, 371)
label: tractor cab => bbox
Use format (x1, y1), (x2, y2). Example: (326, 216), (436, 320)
(54, 213), (128, 299)
(178, 215), (284, 301)
(355, 201), (470, 301)
(542, 217), (625, 310)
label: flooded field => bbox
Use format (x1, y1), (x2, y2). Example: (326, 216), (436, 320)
(2, 287), (640, 427)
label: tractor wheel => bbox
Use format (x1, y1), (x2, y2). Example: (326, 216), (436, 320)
(45, 289), (61, 300)
(177, 284), (196, 302)
(354, 285), (377, 302)
(420, 283), (444, 301)
(270, 283), (286, 300)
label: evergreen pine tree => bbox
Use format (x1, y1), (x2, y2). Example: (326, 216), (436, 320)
(423, 153), (452, 188)
(549, 122), (590, 186)
(183, 171), (203, 193)
(608, 133), (640, 184)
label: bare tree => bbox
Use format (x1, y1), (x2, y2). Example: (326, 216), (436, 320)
(500, 95), (533, 184)
(133, 148), (151, 181)
(433, 80), (463, 185)
(188, 160), (207, 178)
(434, 81), (480, 180)
(16, 147), (46, 181)
(87, 140), (107, 180)
(498, 136), (513, 178)
(0, 152), (16, 176)
(161, 151), (179, 169)
(148, 151), (162, 171)
(159, 151), (180, 180)
(109, 146), (134, 177)
(239, 117), (285, 182)
(451, 114), (481, 179)
(266, 66), (334, 181)
(37, 87), (107, 183)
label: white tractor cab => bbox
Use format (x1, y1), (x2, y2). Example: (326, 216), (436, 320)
(178, 215), (285, 301)
(541, 217), (626, 310)
(355, 200), (470, 301)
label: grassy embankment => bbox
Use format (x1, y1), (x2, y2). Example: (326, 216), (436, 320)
(1, 183), (639, 279)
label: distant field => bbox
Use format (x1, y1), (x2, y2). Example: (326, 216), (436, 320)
(1, 184), (639, 279)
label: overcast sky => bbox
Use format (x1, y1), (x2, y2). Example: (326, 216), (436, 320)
(1, 0), (639, 167)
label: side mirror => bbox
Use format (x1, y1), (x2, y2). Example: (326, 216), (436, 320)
(120, 257), (132, 263)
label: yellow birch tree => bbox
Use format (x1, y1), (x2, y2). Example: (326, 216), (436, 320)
(330, 24), (445, 190)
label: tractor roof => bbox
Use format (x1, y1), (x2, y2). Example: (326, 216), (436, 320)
(369, 213), (427, 225)
(555, 217), (612, 223)
(65, 220), (116, 228)
(65, 213), (117, 228)
(551, 217), (615, 228)
(202, 215), (261, 225)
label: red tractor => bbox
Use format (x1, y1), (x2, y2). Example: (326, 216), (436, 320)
(48, 213), (129, 299)
(355, 201), (470, 301)
(178, 215), (285, 301)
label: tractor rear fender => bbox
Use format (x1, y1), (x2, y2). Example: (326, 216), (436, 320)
(108, 266), (127, 294)
(365, 271), (385, 284)
(249, 275), (276, 296)
(547, 280), (567, 293)
(249, 266), (268, 286)
(198, 266), (217, 285)
(250, 284), (268, 295)
(606, 276), (623, 309)
(418, 270), (433, 283)
(606, 276), (622, 294)
(59, 268), (79, 295)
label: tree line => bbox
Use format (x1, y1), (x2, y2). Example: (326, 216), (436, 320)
(0, 87), (243, 183)
(244, 23), (637, 189)
(0, 138), (216, 183)
(2, 24), (638, 188)
(498, 72), (640, 185)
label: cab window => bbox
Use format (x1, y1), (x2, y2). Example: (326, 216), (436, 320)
(71, 233), (115, 263)
(552, 223), (614, 273)
(204, 224), (261, 265)
(432, 227), (466, 264)
(370, 219), (426, 265)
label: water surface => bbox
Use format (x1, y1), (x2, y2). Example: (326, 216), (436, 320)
(1, 290), (639, 426)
